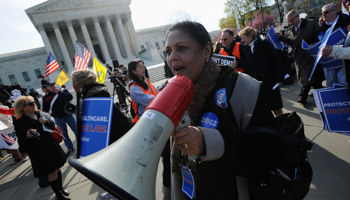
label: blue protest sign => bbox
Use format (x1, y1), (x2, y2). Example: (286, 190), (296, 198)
(303, 26), (347, 82)
(80, 97), (113, 157)
(266, 25), (284, 50)
(332, 83), (348, 88)
(307, 22), (339, 81)
(316, 87), (350, 135)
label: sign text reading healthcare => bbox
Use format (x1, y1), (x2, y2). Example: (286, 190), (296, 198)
(80, 97), (113, 157)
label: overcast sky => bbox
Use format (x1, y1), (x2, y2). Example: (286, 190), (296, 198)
(0, 0), (227, 55)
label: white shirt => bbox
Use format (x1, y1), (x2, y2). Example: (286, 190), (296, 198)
(325, 15), (339, 25)
(294, 20), (302, 32)
(249, 38), (258, 53)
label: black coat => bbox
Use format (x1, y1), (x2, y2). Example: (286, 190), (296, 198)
(193, 66), (276, 199)
(222, 41), (257, 78)
(82, 83), (132, 144)
(279, 19), (322, 85)
(14, 111), (66, 177)
(251, 38), (284, 110)
(43, 89), (73, 118)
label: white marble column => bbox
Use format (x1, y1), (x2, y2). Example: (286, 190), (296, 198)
(78, 18), (96, 56)
(123, 23), (135, 55)
(126, 13), (141, 54)
(104, 15), (122, 59)
(65, 20), (78, 47)
(37, 24), (54, 56)
(116, 16), (132, 58)
(93, 17), (112, 65)
(51, 22), (73, 69)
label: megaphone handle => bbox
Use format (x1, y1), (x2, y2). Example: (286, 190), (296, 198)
(176, 112), (199, 161)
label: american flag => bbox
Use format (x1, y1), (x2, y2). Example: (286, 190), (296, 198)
(44, 52), (60, 78)
(74, 40), (92, 70)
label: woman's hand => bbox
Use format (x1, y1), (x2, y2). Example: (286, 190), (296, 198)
(231, 60), (238, 68)
(172, 126), (204, 155)
(39, 115), (47, 124)
(26, 129), (37, 139)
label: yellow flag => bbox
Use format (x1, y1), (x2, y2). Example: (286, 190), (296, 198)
(92, 57), (107, 84)
(55, 69), (69, 86)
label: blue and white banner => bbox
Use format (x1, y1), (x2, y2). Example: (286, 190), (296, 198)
(302, 28), (347, 70)
(313, 87), (350, 136)
(80, 97), (114, 157)
(305, 22), (342, 81)
(266, 25), (284, 50)
(0, 122), (19, 150)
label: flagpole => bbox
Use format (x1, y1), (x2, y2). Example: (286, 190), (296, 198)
(76, 92), (82, 158)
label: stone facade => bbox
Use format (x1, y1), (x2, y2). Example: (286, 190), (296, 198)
(0, 48), (47, 91)
(0, 0), (169, 90)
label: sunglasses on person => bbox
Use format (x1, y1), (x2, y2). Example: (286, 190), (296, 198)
(321, 9), (335, 15)
(221, 38), (228, 41)
(25, 101), (36, 106)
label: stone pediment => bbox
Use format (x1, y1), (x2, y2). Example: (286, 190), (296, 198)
(26, 0), (131, 14)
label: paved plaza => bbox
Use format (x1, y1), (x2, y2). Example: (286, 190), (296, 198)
(1, 64), (350, 200)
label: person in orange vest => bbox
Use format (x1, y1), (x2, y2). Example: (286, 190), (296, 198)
(220, 28), (256, 77)
(127, 60), (158, 124)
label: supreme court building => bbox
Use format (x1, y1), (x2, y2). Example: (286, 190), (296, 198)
(0, 0), (168, 90)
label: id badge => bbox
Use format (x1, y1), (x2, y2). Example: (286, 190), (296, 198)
(180, 165), (196, 199)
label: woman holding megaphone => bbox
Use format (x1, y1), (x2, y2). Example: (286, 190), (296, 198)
(164, 21), (276, 199)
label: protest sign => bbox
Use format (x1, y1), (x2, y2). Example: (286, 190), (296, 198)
(0, 121), (19, 150)
(313, 87), (350, 136)
(80, 97), (113, 157)
(302, 28), (346, 71)
(305, 22), (340, 81)
(211, 54), (236, 66)
(266, 25), (285, 50)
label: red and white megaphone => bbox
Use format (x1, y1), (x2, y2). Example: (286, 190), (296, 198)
(69, 75), (194, 200)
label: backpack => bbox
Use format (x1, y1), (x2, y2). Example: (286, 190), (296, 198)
(242, 112), (313, 200)
(225, 71), (313, 200)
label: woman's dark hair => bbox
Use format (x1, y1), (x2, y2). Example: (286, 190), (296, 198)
(166, 21), (213, 58)
(127, 60), (148, 90)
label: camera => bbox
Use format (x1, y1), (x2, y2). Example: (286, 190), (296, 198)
(29, 130), (41, 141)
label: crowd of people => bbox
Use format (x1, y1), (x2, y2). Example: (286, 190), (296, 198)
(1, 2), (350, 200)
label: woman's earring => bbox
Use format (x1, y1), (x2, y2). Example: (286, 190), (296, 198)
(205, 57), (209, 62)
(79, 88), (83, 93)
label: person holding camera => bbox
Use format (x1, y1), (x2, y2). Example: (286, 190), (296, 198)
(109, 68), (129, 109)
(14, 96), (69, 200)
(42, 81), (77, 157)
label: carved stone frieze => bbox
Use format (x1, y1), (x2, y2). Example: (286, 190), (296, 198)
(32, 0), (131, 13)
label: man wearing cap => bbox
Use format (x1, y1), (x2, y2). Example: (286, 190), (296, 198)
(42, 81), (77, 157)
